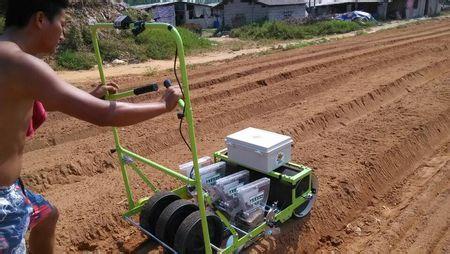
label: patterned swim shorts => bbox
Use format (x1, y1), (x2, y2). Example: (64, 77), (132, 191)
(0, 180), (54, 254)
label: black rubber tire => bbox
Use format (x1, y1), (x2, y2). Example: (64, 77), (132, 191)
(155, 199), (198, 247)
(174, 210), (224, 254)
(139, 191), (180, 234)
(293, 174), (318, 219)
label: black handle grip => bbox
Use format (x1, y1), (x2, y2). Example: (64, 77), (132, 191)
(163, 79), (172, 88)
(133, 83), (158, 95)
(113, 15), (133, 30)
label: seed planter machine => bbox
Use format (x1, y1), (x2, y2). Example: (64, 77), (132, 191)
(90, 16), (318, 254)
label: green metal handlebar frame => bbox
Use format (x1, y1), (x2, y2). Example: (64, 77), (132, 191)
(90, 22), (314, 254)
(90, 22), (213, 253)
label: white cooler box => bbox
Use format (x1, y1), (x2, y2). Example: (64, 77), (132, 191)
(226, 127), (293, 173)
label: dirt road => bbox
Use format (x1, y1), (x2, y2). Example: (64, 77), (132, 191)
(22, 18), (450, 253)
(56, 16), (449, 85)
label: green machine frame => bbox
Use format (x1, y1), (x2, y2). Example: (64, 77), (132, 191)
(90, 22), (315, 254)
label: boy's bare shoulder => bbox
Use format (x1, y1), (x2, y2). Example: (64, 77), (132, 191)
(0, 42), (51, 79)
(0, 41), (25, 60)
(0, 42), (32, 74)
(0, 41), (53, 98)
(0, 42), (22, 85)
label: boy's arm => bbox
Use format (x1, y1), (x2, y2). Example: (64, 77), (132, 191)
(15, 54), (181, 127)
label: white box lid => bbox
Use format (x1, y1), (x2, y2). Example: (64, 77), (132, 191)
(226, 127), (292, 153)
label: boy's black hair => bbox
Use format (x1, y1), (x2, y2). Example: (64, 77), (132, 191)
(5, 0), (69, 29)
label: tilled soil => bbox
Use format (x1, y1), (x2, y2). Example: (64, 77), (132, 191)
(22, 18), (450, 253)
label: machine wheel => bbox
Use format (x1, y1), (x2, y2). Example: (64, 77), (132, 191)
(155, 199), (199, 246)
(293, 174), (318, 219)
(174, 210), (224, 254)
(139, 191), (180, 234)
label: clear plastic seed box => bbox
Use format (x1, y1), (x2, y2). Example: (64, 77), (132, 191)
(212, 170), (250, 213)
(178, 156), (213, 177)
(236, 177), (271, 223)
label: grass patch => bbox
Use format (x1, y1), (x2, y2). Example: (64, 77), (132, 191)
(231, 20), (375, 40)
(56, 25), (211, 70)
(272, 37), (330, 51)
(229, 41), (246, 51)
(99, 34), (149, 62)
(356, 30), (368, 36)
(136, 27), (212, 60)
(144, 67), (157, 77)
(285, 41), (318, 49)
(396, 24), (409, 29)
(56, 50), (97, 70)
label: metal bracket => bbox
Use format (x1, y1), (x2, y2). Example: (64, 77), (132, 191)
(123, 216), (178, 253)
(265, 202), (279, 227)
(132, 20), (146, 36)
(122, 155), (134, 165)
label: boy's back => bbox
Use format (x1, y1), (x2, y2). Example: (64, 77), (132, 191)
(0, 41), (34, 186)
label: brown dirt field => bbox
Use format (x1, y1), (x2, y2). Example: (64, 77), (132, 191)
(22, 18), (450, 253)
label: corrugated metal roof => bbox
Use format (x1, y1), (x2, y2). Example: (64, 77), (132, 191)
(257, 0), (306, 5)
(133, 1), (215, 9)
(311, 0), (386, 6)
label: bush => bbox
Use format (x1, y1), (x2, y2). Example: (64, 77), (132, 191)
(231, 20), (375, 40)
(137, 30), (175, 60)
(99, 35), (148, 62)
(181, 23), (203, 35)
(55, 24), (211, 69)
(81, 26), (93, 45)
(123, 8), (151, 22)
(0, 16), (4, 34)
(99, 39), (127, 61)
(136, 27), (211, 60)
(61, 26), (83, 51)
(56, 50), (97, 70)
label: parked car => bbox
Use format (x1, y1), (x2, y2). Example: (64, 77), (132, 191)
(334, 11), (375, 22)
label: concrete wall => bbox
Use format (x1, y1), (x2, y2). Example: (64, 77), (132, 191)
(426, 0), (441, 16)
(266, 5), (307, 20)
(405, 0), (439, 18)
(222, 1), (306, 27)
(151, 5), (176, 25)
(183, 4), (216, 28)
(149, 4), (215, 28)
(377, 2), (389, 19)
(417, 0), (427, 17)
(223, 1), (267, 27)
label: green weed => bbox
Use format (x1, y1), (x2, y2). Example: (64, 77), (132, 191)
(144, 67), (157, 77)
(56, 50), (97, 70)
(231, 20), (375, 40)
(136, 27), (212, 60)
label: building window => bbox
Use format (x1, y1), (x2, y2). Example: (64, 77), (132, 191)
(187, 4), (208, 19)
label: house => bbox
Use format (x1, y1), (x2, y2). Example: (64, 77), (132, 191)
(214, 0), (308, 28)
(308, 0), (392, 20)
(133, 1), (219, 29)
(402, 0), (441, 18)
(309, 0), (440, 20)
